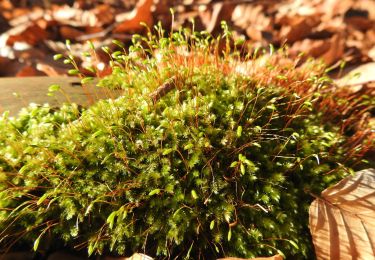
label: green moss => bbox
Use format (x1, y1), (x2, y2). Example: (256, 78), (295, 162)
(0, 26), (373, 259)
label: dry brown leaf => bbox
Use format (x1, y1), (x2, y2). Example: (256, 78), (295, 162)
(59, 25), (85, 40)
(13, 47), (46, 60)
(335, 62), (375, 88)
(290, 38), (330, 58)
(0, 56), (23, 77)
(276, 0), (317, 18)
(320, 34), (345, 65)
(152, 0), (172, 29)
(84, 25), (104, 35)
(320, 0), (353, 21)
(8, 7), (44, 27)
(200, 2), (236, 34)
(113, 0), (153, 33)
(354, 0), (375, 20)
(0, 12), (10, 33)
(344, 8), (374, 31)
(3, 7), (30, 21)
(279, 15), (320, 43)
(232, 4), (272, 42)
(309, 168), (375, 260)
(5, 23), (49, 47)
(36, 62), (67, 76)
(92, 4), (115, 26)
(16, 64), (46, 77)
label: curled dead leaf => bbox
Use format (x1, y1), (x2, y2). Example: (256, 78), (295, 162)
(320, 34), (345, 65)
(113, 0), (153, 33)
(290, 38), (330, 58)
(309, 168), (375, 260)
(279, 15), (320, 43)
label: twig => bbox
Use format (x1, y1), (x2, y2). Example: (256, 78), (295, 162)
(149, 76), (177, 103)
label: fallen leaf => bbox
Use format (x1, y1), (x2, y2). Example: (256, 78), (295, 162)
(200, 2), (236, 33)
(0, 12), (10, 33)
(6, 23), (49, 46)
(290, 38), (330, 58)
(344, 8), (373, 31)
(59, 25), (85, 40)
(320, 0), (353, 21)
(8, 7), (44, 27)
(113, 0), (153, 33)
(3, 7), (30, 21)
(92, 4), (115, 26)
(309, 168), (375, 260)
(335, 62), (375, 88)
(232, 4), (272, 42)
(13, 47), (46, 60)
(0, 56), (23, 77)
(84, 25), (104, 36)
(152, 0), (172, 29)
(276, 0), (317, 18)
(16, 64), (46, 77)
(279, 15), (320, 43)
(36, 62), (67, 76)
(354, 0), (375, 20)
(320, 34), (345, 65)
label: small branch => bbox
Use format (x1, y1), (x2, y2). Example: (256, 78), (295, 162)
(149, 76), (177, 103)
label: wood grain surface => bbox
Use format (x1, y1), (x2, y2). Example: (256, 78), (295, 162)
(0, 76), (122, 116)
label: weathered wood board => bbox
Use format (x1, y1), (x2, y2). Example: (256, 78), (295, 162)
(0, 76), (122, 116)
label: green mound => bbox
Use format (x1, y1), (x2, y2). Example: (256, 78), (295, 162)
(0, 27), (373, 259)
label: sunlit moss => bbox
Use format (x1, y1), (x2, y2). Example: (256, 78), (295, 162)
(0, 24), (373, 259)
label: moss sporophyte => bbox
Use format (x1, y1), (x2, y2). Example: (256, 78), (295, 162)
(0, 24), (373, 259)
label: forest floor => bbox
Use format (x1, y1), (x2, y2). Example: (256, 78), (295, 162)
(0, 0), (374, 80)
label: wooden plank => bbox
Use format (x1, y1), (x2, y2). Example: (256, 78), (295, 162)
(0, 76), (122, 116)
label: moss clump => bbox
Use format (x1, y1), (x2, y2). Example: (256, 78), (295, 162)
(0, 27), (373, 259)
